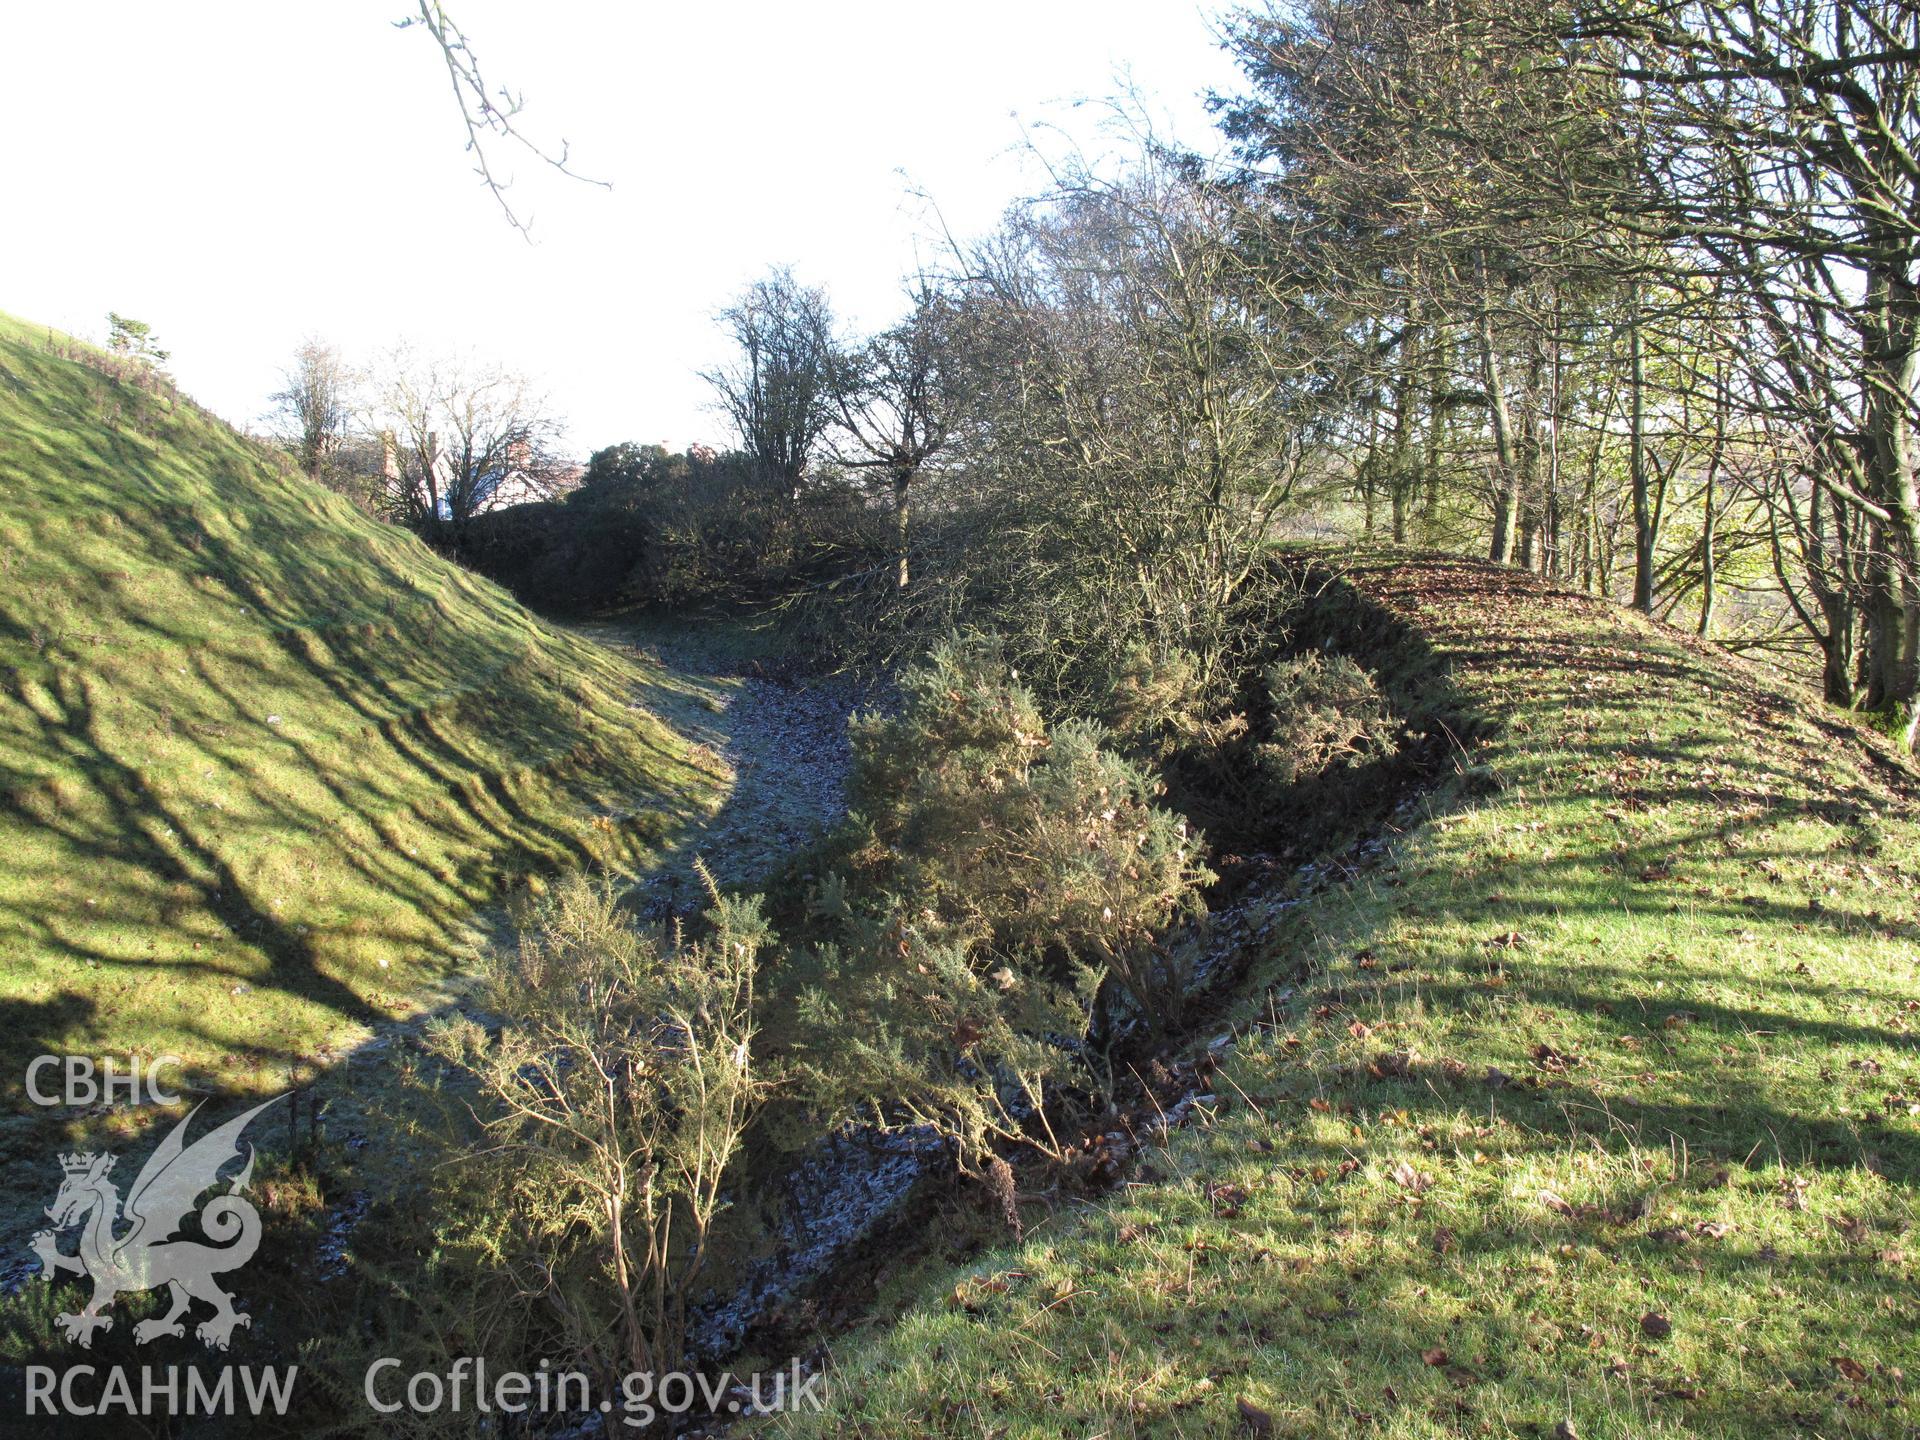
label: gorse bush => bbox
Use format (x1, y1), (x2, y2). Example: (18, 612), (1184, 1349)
(419, 871), (770, 1386)
(792, 637), (1211, 1184)
(1009, 720), (1210, 1036)
(847, 637), (1212, 1032)
(794, 895), (1103, 1186)
(1257, 650), (1397, 786)
(1099, 642), (1208, 758)
(1145, 644), (1405, 848)
(840, 633), (1056, 933)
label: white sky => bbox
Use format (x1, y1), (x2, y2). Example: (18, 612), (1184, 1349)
(0, 2), (1241, 457)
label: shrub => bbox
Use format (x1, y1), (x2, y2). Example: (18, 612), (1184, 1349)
(792, 906), (1102, 1185)
(792, 637), (1211, 1183)
(1148, 644), (1404, 849)
(1256, 650), (1397, 786)
(1013, 719), (1206, 1036)
(417, 871), (770, 1384)
(455, 442), (877, 615)
(1099, 641), (1206, 758)
(847, 637), (1210, 1025)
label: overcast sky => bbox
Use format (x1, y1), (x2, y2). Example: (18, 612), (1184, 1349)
(0, 2), (1242, 457)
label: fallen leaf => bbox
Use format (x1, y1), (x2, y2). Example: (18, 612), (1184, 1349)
(1531, 1042), (1579, 1073)
(1236, 1396), (1274, 1436)
(1539, 1190), (1575, 1216)
(1390, 1160), (1431, 1193)
(1421, 1347), (1449, 1367)
(1640, 1311), (1671, 1339)
(1207, 1181), (1250, 1219)
(1830, 1356), (1868, 1383)
(1369, 1050), (1415, 1079)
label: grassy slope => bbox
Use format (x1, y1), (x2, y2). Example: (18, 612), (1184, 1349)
(0, 315), (724, 1171)
(777, 557), (1920, 1439)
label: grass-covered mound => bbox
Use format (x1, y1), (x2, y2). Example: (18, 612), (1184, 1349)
(777, 556), (1920, 1438)
(0, 314), (723, 1127)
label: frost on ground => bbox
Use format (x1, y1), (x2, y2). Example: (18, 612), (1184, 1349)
(573, 617), (887, 912)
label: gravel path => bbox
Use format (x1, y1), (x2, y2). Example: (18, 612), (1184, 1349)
(570, 617), (886, 911)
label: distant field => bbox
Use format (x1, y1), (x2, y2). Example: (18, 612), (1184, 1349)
(0, 313), (725, 1206)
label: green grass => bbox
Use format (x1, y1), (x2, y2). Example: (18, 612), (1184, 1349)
(0, 314), (726, 1223)
(771, 556), (1920, 1439)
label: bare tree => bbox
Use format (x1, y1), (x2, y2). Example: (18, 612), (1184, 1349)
(269, 339), (356, 479)
(373, 348), (566, 544)
(703, 268), (836, 497)
(827, 284), (958, 588)
(925, 143), (1318, 699)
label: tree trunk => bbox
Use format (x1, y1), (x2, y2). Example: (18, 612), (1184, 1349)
(1580, 447), (1597, 593)
(1516, 337), (1544, 574)
(1544, 299), (1565, 580)
(893, 467), (912, 589)
(1423, 323), (1447, 544)
(1698, 359), (1727, 638)
(1698, 465), (1717, 638)
(1859, 255), (1920, 741)
(1821, 586), (1859, 706)
(1629, 291), (1656, 613)
(1390, 320), (1415, 545)
(1480, 302), (1519, 565)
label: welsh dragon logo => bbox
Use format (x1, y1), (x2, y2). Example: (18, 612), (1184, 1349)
(29, 1094), (285, 1350)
